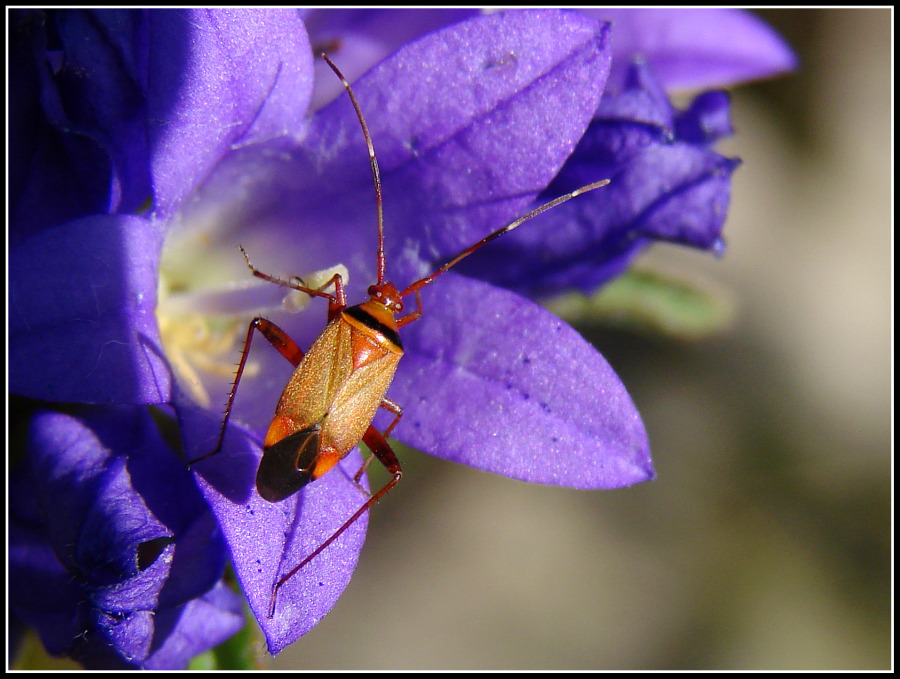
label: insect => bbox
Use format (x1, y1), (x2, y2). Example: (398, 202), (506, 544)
(191, 54), (609, 617)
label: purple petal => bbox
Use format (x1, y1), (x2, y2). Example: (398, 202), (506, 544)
(180, 401), (370, 655)
(675, 90), (734, 144)
(76, 455), (174, 603)
(54, 10), (153, 216)
(391, 274), (652, 488)
(77, 586), (244, 670)
(626, 145), (739, 248)
(585, 8), (798, 90)
(8, 9), (114, 242)
(9, 214), (171, 404)
(147, 9), (313, 219)
(10, 407), (233, 668)
(8, 522), (84, 656)
(454, 61), (739, 296)
(598, 55), (676, 134)
(10, 9), (314, 237)
(142, 582), (245, 670)
(303, 8), (481, 109)
(89, 609), (155, 667)
(478, 143), (738, 297)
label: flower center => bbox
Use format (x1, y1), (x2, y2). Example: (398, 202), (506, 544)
(156, 258), (348, 408)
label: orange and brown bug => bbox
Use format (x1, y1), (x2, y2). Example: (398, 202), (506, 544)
(190, 53), (609, 617)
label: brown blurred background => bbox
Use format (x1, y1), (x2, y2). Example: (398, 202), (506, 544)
(274, 9), (891, 669)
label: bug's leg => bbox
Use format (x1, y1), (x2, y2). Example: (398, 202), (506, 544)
(268, 424), (402, 618)
(354, 397), (403, 484)
(396, 289), (423, 328)
(240, 246), (347, 318)
(315, 272), (347, 321)
(186, 317), (304, 467)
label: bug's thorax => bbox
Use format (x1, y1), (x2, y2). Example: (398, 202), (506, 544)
(339, 281), (406, 356)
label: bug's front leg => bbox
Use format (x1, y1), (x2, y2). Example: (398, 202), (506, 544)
(187, 317), (304, 467)
(396, 289), (423, 328)
(314, 272), (347, 321)
(240, 245), (348, 319)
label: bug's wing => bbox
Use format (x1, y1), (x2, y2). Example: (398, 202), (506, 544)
(256, 423), (321, 502)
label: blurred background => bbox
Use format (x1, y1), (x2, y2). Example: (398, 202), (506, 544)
(274, 9), (891, 669)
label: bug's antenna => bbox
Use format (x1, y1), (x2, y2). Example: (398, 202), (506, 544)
(401, 179), (610, 298)
(322, 53), (386, 284)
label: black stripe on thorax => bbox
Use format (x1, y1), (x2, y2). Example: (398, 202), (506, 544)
(343, 305), (403, 350)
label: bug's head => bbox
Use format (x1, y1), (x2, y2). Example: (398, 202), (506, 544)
(367, 282), (404, 314)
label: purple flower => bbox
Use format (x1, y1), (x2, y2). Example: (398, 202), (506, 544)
(9, 407), (243, 669)
(8, 8), (795, 664)
(456, 59), (741, 297)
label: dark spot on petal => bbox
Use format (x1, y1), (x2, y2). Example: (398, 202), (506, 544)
(405, 135), (422, 158)
(482, 51), (518, 71)
(136, 536), (173, 571)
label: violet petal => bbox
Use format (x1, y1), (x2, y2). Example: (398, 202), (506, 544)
(587, 8), (798, 90)
(141, 581), (245, 670)
(675, 90), (734, 144)
(391, 273), (653, 488)
(181, 400), (370, 656)
(9, 214), (171, 404)
(147, 8), (313, 219)
(8, 9), (113, 242)
(54, 10), (153, 216)
(303, 8), (481, 109)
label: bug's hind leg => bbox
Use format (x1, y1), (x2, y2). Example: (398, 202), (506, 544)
(268, 424), (402, 617)
(354, 397), (403, 485)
